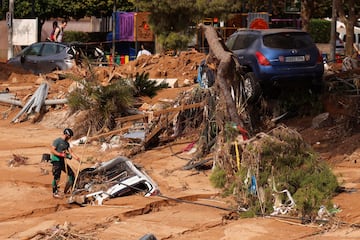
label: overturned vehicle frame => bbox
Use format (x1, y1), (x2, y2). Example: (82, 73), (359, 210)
(69, 156), (160, 205)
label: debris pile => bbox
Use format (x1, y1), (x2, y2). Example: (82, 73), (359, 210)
(114, 51), (206, 86)
(11, 82), (49, 123)
(27, 222), (97, 240)
(8, 154), (28, 167)
(324, 68), (360, 95)
(69, 86), (208, 157)
(0, 35), (354, 221)
(218, 125), (339, 219)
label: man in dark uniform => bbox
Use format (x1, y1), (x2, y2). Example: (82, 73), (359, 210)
(50, 128), (80, 198)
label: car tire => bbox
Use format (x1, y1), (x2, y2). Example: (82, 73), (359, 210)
(243, 72), (261, 103)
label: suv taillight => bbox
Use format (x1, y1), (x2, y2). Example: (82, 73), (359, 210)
(256, 51), (271, 66)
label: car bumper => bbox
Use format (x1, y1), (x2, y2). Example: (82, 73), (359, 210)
(255, 64), (324, 82)
(63, 59), (75, 70)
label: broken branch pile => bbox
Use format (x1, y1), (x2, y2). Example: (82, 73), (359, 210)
(220, 125), (339, 219)
(324, 69), (360, 94)
(27, 222), (97, 240)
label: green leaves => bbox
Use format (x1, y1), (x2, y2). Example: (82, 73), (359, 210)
(133, 72), (169, 98)
(7, 0), (135, 20)
(68, 77), (134, 131)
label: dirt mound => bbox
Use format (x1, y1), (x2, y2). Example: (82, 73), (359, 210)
(110, 51), (206, 86)
(0, 64), (38, 87)
(0, 51), (205, 99)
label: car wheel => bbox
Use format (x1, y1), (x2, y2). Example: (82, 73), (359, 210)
(243, 72), (261, 102)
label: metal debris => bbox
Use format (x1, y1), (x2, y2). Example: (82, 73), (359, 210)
(12, 82), (49, 123)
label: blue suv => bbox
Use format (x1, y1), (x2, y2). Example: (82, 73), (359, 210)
(225, 28), (324, 97)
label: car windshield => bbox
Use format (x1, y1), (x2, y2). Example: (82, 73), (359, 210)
(263, 32), (314, 49)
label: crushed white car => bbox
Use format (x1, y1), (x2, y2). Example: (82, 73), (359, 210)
(69, 156), (160, 205)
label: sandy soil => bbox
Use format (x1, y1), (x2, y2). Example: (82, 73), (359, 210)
(1, 55), (360, 240)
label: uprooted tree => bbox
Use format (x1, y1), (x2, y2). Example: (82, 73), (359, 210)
(172, 24), (339, 221)
(183, 24), (257, 167)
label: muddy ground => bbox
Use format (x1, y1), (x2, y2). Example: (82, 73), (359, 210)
(1, 53), (360, 240)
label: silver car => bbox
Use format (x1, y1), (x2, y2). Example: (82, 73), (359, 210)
(7, 42), (76, 74)
(69, 156), (160, 205)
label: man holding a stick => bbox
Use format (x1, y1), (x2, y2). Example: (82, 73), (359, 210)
(50, 128), (80, 198)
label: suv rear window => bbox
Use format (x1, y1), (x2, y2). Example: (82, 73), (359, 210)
(227, 34), (258, 50)
(263, 32), (314, 49)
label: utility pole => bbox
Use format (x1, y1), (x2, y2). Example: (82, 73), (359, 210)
(112, 0), (116, 64)
(329, 0), (337, 63)
(135, 6), (138, 58)
(7, 0), (14, 60)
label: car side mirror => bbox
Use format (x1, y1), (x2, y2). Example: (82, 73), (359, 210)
(20, 55), (26, 64)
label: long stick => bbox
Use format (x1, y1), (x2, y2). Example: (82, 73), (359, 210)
(64, 157), (68, 176)
(234, 140), (240, 171)
(71, 126), (91, 193)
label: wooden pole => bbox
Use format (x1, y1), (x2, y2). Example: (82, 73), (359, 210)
(329, 0), (337, 62)
(112, 0), (116, 64)
(7, 0), (14, 59)
(71, 127), (91, 193)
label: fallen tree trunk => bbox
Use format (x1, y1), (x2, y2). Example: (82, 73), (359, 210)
(177, 25), (254, 168)
(198, 23), (246, 127)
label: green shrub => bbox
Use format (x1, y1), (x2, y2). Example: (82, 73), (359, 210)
(133, 72), (169, 98)
(158, 32), (193, 52)
(87, 32), (109, 43)
(67, 68), (168, 132)
(67, 77), (134, 131)
(63, 31), (90, 43)
(309, 19), (331, 43)
(210, 166), (227, 189)
(215, 126), (339, 218)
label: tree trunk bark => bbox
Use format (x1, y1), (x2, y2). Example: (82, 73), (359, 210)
(301, 0), (313, 32)
(337, 0), (359, 56)
(198, 24), (244, 127)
